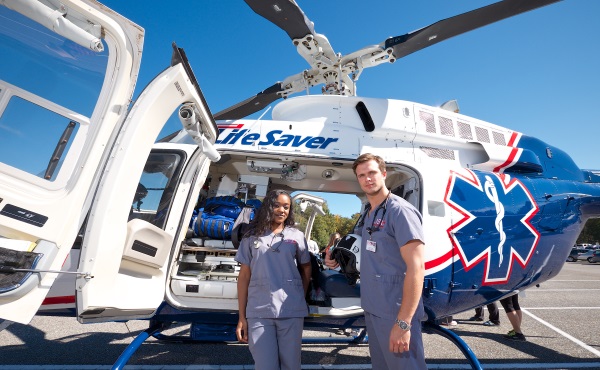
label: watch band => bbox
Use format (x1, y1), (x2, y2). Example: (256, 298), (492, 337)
(394, 318), (411, 331)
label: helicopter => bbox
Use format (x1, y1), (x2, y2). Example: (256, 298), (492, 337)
(1, 0), (599, 369)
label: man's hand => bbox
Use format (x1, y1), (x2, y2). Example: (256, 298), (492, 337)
(324, 248), (339, 269)
(389, 325), (411, 353)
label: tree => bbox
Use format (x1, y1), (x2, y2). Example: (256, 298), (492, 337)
(293, 200), (361, 252)
(578, 219), (600, 245)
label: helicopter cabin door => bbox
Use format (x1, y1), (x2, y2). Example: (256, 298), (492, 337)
(73, 77), (218, 322)
(0, 0), (218, 324)
(0, 1), (146, 324)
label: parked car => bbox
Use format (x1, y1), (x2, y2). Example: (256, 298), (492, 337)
(567, 248), (588, 262)
(576, 249), (596, 262)
(587, 250), (600, 263)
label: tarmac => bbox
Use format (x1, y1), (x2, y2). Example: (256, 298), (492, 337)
(0, 261), (599, 369)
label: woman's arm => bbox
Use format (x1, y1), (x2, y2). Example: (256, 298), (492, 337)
(299, 262), (312, 295)
(236, 264), (251, 343)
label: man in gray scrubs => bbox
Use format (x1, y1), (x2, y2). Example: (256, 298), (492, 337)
(326, 153), (427, 369)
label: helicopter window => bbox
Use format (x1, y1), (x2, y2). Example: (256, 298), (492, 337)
(439, 117), (455, 137)
(419, 111), (436, 134)
(0, 6), (108, 186)
(457, 121), (473, 140)
(493, 131), (506, 146)
(0, 6), (107, 117)
(475, 126), (490, 143)
(129, 151), (185, 229)
(0, 94), (80, 181)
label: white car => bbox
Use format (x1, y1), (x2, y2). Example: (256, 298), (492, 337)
(576, 249), (595, 262)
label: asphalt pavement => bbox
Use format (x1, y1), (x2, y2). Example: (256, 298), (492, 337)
(0, 261), (599, 369)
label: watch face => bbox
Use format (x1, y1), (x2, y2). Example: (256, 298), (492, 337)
(396, 319), (410, 330)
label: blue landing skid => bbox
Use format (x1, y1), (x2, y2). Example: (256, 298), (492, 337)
(424, 321), (483, 370)
(112, 321), (166, 370)
(112, 321), (481, 369)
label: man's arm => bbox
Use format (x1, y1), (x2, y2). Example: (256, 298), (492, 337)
(389, 239), (425, 353)
(398, 239), (425, 322)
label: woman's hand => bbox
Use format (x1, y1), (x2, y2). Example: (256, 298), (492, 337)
(236, 317), (248, 343)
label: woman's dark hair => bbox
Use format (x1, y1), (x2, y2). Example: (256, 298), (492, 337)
(247, 189), (295, 237)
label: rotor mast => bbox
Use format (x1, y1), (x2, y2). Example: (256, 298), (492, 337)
(281, 33), (395, 97)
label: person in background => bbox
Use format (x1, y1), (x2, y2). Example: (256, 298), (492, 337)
(471, 301), (500, 326)
(439, 316), (457, 327)
(322, 232), (341, 260)
(307, 239), (320, 255)
(500, 293), (526, 341)
(235, 189), (312, 370)
(326, 153), (427, 369)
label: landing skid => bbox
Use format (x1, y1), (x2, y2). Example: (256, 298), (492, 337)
(424, 321), (483, 370)
(112, 320), (482, 370)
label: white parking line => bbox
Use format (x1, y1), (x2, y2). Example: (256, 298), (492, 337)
(525, 307), (600, 310)
(2, 364), (600, 369)
(525, 289), (600, 291)
(522, 308), (600, 357)
(549, 280), (600, 282)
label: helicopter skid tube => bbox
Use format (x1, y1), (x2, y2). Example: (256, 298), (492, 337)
(424, 321), (482, 370)
(112, 321), (167, 370)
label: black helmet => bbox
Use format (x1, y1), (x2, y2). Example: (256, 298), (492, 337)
(331, 233), (361, 285)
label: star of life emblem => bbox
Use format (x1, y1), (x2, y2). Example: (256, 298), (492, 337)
(444, 170), (540, 285)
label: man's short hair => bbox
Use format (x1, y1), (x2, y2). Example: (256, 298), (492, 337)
(352, 153), (386, 175)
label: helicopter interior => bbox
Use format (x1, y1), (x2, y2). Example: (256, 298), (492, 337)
(130, 149), (421, 312)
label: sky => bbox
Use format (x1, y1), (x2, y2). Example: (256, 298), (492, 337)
(99, 0), (600, 217)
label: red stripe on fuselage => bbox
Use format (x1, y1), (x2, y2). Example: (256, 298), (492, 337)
(493, 132), (522, 173)
(217, 123), (244, 129)
(424, 249), (453, 270)
(42, 295), (75, 305)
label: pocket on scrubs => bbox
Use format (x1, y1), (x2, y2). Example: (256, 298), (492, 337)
(248, 279), (271, 311)
(280, 278), (305, 313)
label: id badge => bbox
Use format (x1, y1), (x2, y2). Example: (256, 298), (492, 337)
(366, 239), (377, 252)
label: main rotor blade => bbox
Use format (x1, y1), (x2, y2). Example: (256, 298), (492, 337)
(243, 0), (314, 40)
(213, 83), (283, 121)
(385, 0), (561, 59)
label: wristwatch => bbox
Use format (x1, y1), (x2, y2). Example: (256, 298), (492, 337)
(395, 319), (411, 331)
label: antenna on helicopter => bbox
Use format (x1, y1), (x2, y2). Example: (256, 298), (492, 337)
(441, 100), (460, 113)
(214, 0), (560, 121)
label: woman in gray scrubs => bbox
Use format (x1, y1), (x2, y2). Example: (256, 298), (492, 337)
(235, 189), (312, 370)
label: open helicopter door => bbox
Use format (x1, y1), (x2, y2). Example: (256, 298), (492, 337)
(0, 0), (145, 324)
(0, 0), (218, 325)
(74, 53), (219, 323)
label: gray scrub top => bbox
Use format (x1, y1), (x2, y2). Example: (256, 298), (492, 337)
(235, 227), (310, 319)
(357, 193), (427, 321)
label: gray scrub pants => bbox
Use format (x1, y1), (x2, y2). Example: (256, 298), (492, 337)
(247, 317), (304, 370)
(365, 312), (427, 370)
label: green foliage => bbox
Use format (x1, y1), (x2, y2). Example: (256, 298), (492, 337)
(578, 218), (600, 244)
(293, 201), (362, 252)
